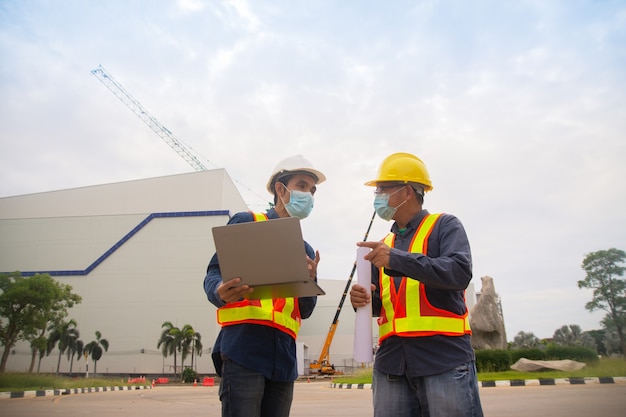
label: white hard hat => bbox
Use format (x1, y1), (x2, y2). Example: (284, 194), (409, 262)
(266, 155), (326, 194)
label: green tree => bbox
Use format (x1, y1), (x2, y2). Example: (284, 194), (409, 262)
(511, 331), (540, 349)
(586, 329), (608, 356)
(0, 272), (81, 373)
(578, 248), (626, 356)
(552, 324), (596, 351)
(603, 326), (623, 355)
(157, 322), (183, 377)
(181, 324), (202, 371)
(47, 319), (79, 375)
(66, 334), (83, 375)
(84, 331), (109, 374)
(28, 333), (48, 373)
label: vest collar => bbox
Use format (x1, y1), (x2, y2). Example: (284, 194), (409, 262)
(265, 208), (280, 219)
(391, 209), (430, 235)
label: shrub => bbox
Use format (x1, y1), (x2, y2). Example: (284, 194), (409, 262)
(475, 349), (511, 372)
(182, 367), (198, 383)
(545, 346), (599, 364)
(510, 348), (545, 363)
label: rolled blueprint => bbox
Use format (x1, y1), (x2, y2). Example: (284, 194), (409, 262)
(353, 246), (373, 363)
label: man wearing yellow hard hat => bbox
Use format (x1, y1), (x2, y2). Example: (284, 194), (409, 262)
(204, 155), (325, 417)
(350, 152), (484, 417)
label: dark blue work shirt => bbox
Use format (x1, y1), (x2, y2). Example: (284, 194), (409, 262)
(371, 209), (476, 377)
(203, 209), (317, 381)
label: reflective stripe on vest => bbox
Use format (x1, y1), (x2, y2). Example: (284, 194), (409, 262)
(216, 212), (301, 339)
(251, 212), (268, 222)
(378, 213), (471, 342)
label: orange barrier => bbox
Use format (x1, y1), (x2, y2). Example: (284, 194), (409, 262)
(128, 376), (146, 384)
(202, 377), (214, 386)
(154, 377), (170, 384)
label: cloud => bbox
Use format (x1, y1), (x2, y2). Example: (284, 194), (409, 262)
(227, 0), (261, 32)
(178, 0), (205, 13)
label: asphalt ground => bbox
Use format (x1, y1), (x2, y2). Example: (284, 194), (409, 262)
(1, 380), (626, 417)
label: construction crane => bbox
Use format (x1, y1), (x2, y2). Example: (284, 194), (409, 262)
(310, 211), (377, 375)
(90, 65), (209, 172)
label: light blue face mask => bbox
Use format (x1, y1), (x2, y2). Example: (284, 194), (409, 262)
(373, 187), (406, 221)
(282, 187), (314, 219)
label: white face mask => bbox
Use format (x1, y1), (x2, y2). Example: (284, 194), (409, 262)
(280, 185), (314, 219)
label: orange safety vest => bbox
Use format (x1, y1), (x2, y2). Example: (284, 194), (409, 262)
(378, 213), (471, 343)
(216, 212), (302, 339)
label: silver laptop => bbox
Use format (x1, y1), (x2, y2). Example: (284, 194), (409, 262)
(211, 216), (326, 300)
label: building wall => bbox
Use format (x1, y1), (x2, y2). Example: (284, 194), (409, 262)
(0, 170), (249, 375)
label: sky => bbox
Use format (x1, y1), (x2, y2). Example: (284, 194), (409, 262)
(1, 0), (625, 341)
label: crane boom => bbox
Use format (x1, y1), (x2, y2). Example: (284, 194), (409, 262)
(91, 65), (209, 172)
(310, 211), (377, 374)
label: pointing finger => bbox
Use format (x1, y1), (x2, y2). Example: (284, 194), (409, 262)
(357, 241), (379, 249)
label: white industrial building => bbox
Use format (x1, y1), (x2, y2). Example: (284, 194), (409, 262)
(0, 169), (367, 376)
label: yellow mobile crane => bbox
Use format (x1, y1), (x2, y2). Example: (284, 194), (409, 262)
(310, 211), (376, 375)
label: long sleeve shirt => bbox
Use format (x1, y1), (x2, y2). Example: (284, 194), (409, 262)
(203, 209), (317, 381)
(371, 209), (476, 377)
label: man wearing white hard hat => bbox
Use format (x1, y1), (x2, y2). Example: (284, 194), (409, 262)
(203, 155), (325, 417)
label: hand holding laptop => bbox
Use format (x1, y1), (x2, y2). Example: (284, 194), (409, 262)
(218, 247), (317, 302)
(211, 217), (326, 300)
(306, 250), (321, 280)
(218, 277), (254, 304)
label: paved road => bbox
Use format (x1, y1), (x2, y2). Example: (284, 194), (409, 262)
(1, 381), (625, 416)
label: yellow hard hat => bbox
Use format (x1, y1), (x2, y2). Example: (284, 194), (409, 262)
(365, 152), (433, 192)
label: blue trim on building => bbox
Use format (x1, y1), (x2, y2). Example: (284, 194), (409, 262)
(15, 210), (230, 277)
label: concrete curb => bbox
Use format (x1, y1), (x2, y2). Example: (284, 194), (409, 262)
(331, 376), (626, 389)
(0, 384), (152, 400)
(479, 376), (626, 387)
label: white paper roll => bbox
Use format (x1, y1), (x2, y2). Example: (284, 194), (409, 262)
(353, 246), (373, 363)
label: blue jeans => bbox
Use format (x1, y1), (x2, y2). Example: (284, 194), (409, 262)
(372, 362), (484, 417)
(219, 359), (294, 417)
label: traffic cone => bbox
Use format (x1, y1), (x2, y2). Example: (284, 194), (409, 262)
(151, 379), (155, 388)
(307, 377), (310, 383)
(194, 379), (197, 387)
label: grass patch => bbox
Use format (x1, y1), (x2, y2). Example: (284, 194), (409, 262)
(333, 368), (375, 385)
(0, 373), (142, 392)
(333, 357), (626, 384)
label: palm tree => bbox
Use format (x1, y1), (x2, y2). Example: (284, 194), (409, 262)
(181, 325), (203, 371)
(84, 331), (109, 374)
(28, 331), (47, 373)
(157, 322), (183, 377)
(66, 335), (84, 375)
(180, 324), (192, 371)
(47, 319), (79, 375)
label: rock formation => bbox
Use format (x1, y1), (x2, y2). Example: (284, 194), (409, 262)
(469, 276), (507, 350)
(511, 358), (586, 372)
